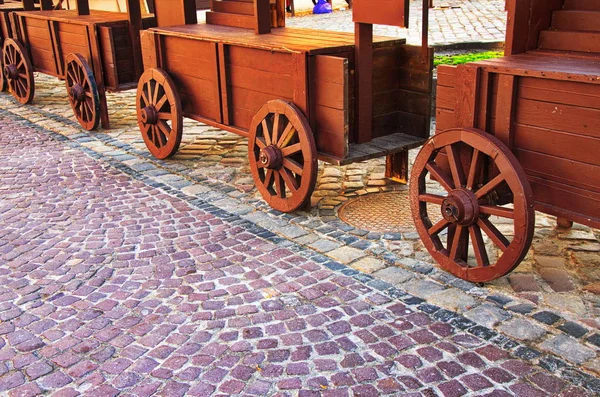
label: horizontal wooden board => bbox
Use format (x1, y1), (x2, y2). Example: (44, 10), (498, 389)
(539, 30), (600, 53)
(552, 10), (600, 32)
(229, 65), (293, 98)
(227, 45), (294, 73)
(515, 97), (600, 138)
(373, 67), (431, 94)
(518, 77), (600, 110)
(175, 74), (220, 121)
(516, 148), (600, 193)
(514, 124), (600, 166)
(436, 108), (455, 133)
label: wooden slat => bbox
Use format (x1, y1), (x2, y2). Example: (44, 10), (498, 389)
(454, 64), (479, 128)
(552, 10), (600, 32)
(205, 11), (255, 30)
(519, 76), (600, 110)
(212, 0), (254, 15)
(515, 97), (600, 138)
(493, 74), (516, 148)
(564, 0), (600, 11)
(539, 31), (600, 53)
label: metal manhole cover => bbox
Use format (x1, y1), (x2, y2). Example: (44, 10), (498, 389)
(338, 190), (442, 233)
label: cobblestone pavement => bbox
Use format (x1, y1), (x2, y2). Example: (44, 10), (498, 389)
(1, 111), (600, 396)
(1, 0), (600, 385)
(284, 0), (507, 46)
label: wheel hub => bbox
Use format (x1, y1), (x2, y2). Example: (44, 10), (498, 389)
(259, 145), (283, 169)
(441, 188), (479, 226)
(141, 106), (158, 125)
(4, 64), (18, 81)
(70, 83), (85, 102)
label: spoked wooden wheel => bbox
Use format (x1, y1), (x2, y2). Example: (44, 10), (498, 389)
(2, 38), (34, 104)
(65, 53), (100, 131)
(0, 56), (6, 92)
(136, 68), (183, 159)
(249, 100), (317, 213)
(410, 128), (535, 282)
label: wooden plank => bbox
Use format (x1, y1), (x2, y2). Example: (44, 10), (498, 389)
(125, 0), (142, 79)
(493, 74), (516, 148)
(514, 124), (600, 167)
(526, 0), (563, 50)
(227, 45), (294, 73)
(76, 0), (90, 15)
(87, 24), (110, 129)
(229, 65), (293, 97)
(552, 10), (600, 32)
(205, 11), (255, 30)
(293, 52), (308, 120)
(254, 0), (270, 34)
(218, 43), (230, 125)
(212, 1), (254, 15)
(354, 22), (372, 144)
(436, 108), (455, 133)
(98, 25), (118, 89)
(519, 77), (600, 110)
(539, 30), (600, 53)
(515, 97), (600, 138)
(454, 64), (480, 128)
(154, 0), (197, 27)
(49, 20), (63, 78)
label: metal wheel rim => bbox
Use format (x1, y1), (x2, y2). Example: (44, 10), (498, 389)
(65, 53), (100, 131)
(409, 128), (535, 282)
(136, 68), (183, 159)
(248, 99), (317, 213)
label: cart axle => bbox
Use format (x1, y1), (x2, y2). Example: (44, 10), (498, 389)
(259, 145), (283, 170)
(4, 64), (18, 81)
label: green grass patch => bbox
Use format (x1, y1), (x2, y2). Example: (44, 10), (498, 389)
(434, 51), (504, 67)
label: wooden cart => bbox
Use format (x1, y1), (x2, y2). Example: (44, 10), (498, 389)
(410, 0), (600, 282)
(0, 0), (155, 130)
(136, 0), (433, 213)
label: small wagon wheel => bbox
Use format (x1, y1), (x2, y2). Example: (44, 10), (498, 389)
(410, 128), (535, 282)
(2, 38), (34, 104)
(0, 56), (6, 92)
(248, 99), (318, 213)
(65, 53), (100, 131)
(136, 68), (183, 159)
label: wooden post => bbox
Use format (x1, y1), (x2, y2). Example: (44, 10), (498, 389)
(354, 22), (372, 143)
(76, 0), (90, 15)
(40, 0), (53, 10)
(126, 0), (143, 79)
(255, 0), (271, 34)
(22, 0), (35, 11)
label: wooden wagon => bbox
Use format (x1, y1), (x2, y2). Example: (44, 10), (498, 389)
(0, 0), (155, 130)
(136, 0), (433, 213)
(410, 0), (600, 282)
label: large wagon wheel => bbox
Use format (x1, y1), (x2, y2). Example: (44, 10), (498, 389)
(248, 100), (317, 213)
(2, 38), (34, 104)
(410, 128), (535, 282)
(65, 53), (100, 131)
(136, 68), (183, 159)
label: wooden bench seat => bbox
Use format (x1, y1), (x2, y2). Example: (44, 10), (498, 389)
(474, 52), (600, 85)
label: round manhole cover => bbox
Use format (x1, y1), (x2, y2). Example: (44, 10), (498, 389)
(338, 190), (443, 233)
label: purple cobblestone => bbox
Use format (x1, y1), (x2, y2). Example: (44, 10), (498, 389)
(0, 115), (595, 397)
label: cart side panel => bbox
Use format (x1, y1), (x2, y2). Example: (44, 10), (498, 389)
(102, 23), (136, 88)
(0, 12), (11, 42)
(139, 29), (158, 70)
(56, 22), (91, 67)
(372, 44), (433, 140)
(513, 76), (600, 226)
(20, 16), (57, 75)
(226, 46), (296, 130)
(162, 36), (220, 122)
(309, 55), (349, 159)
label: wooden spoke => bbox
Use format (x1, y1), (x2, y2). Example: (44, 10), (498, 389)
(425, 162), (454, 192)
(280, 168), (299, 194)
(271, 113), (280, 144)
(262, 119), (271, 145)
(263, 169), (274, 190)
(475, 173), (505, 199)
(3, 39), (34, 104)
(410, 128), (534, 282)
(419, 194), (445, 205)
(466, 149), (481, 190)
(478, 218), (509, 252)
(155, 94), (168, 111)
(428, 218), (450, 236)
(282, 158), (303, 176)
(274, 171), (285, 198)
(64, 53), (99, 130)
(277, 122), (296, 148)
(446, 144), (466, 188)
(249, 100), (317, 213)
(255, 137), (266, 150)
(137, 68), (183, 159)
(469, 225), (490, 268)
(281, 143), (302, 157)
(449, 224), (467, 261)
(479, 205), (514, 219)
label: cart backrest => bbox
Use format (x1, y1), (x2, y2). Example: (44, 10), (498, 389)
(152, 0), (197, 27)
(206, 0), (271, 34)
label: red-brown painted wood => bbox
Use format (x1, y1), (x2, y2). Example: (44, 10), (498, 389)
(65, 52), (100, 130)
(2, 38), (34, 104)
